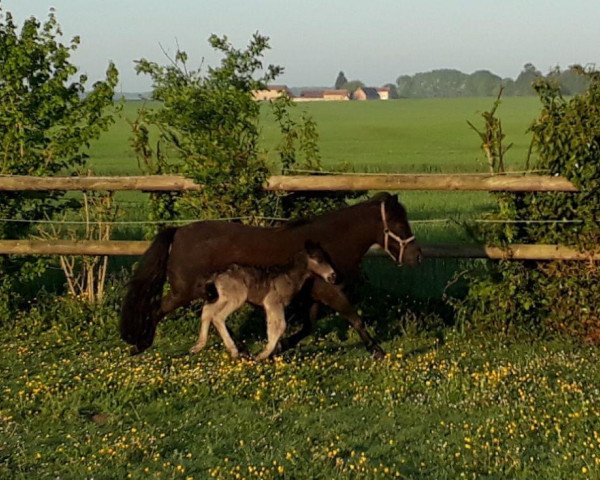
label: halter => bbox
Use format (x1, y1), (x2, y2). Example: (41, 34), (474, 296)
(380, 202), (415, 265)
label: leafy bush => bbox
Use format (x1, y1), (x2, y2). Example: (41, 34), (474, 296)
(0, 6), (118, 320)
(454, 68), (600, 340)
(132, 33), (350, 232)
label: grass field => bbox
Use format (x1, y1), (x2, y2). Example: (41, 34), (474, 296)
(90, 97), (542, 175)
(1, 315), (599, 479)
(3, 97), (598, 479)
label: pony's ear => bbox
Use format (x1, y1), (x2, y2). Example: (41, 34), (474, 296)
(371, 192), (391, 203)
(304, 240), (320, 253)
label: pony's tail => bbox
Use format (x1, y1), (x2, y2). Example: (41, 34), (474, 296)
(120, 227), (178, 350)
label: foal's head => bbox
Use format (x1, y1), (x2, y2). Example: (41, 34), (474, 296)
(303, 241), (337, 284)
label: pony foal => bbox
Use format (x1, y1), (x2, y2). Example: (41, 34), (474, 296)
(189, 242), (337, 360)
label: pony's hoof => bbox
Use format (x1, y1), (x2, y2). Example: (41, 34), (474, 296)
(371, 347), (386, 360)
(129, 345), (147, 356)
(238, 343), (251, 358)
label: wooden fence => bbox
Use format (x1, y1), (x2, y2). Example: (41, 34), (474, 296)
(0, 240), (596, 261)
(0, 174), (594, 261)
(0, 174), (578, 192)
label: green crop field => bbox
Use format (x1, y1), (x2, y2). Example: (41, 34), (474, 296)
(88, 96), (542, 244)
(90, 97), (541, 175)
(3, 97), (597, 480)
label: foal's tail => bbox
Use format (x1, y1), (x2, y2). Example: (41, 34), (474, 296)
(120, 227), (178, 350)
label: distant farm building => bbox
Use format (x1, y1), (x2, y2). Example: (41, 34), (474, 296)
(295, 89), (349, 102)
(353, 87), (383, 100)
(296, 90), (324, 101)
(323, 89), (350, 101)
(252, 85), (292, 101)
(376, 87), (390, 100)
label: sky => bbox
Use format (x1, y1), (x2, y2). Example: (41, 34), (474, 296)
(2, 0), (600, 92)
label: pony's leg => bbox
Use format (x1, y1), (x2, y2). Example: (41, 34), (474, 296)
(189, 301), (219, 354)
(279, 302), (319, 352)
(314, 281), (385, 359)
(256, 298), (286, 361)
(160, 291), (182, 314)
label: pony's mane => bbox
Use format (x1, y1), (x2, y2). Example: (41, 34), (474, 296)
(283, 217), (311, 229)
(281, 194), (389, 231)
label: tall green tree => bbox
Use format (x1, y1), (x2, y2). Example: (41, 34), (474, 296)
(334, 71), (348, 89)
(507, 63), (542, 96)
(0, 6), (118, 316)
(341, 80), (365, 93)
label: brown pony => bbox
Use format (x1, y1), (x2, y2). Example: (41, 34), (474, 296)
(120, 193), (422, 358)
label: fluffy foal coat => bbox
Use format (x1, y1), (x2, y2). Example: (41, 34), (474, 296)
(189, 243), (337, 360)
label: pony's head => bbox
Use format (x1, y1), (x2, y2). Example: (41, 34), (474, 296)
(374, 193), (423, 267)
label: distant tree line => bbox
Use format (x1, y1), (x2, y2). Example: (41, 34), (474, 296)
(332, 64), (589, 99)
(395, 64), (589, 98)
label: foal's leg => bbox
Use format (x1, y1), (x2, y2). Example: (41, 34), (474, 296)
(313, 280), (385, 359)
(256, 296), (286, 361)
(189, 301), (220, 354)
(210, 290), (246, 359)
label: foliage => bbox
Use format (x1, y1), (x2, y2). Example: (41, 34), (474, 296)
(0, 6), (118, 317)
(382, 83), (399, 99)
(132, 34), (348, 232)
(454, 68), (600, 340)
(37, 186), (121, 303)
(340, 79), (364, 93)
(397, 69), (502, 98)
(512, 63), (542, 95)
(547, 65), (590, 95)
(466, 87), (513, 173)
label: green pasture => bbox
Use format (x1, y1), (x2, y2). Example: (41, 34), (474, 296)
(90, 97), (542, 175)
(1, 313), (598, 479)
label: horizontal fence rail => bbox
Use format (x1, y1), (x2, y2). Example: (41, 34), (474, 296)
(0, 175), (201, 192)
(0, 174), (579, 192)
(265, 174), (579, 192)
(0, 240), (597, 261)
